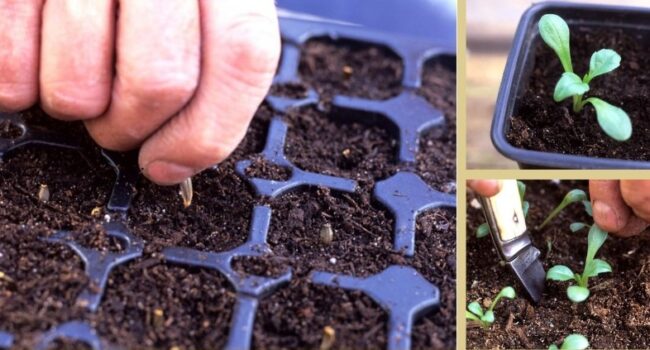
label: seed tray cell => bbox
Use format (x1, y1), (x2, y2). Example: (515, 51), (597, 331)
(0, 5), (455, 349)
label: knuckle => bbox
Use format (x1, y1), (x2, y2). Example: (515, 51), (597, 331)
(190, 131), (234, 166)
(85, 123), (137, 152)
(122, 71), (198, 107)
(223, 15), (281, 84)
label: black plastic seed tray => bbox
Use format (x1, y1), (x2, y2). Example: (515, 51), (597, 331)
(0, 2), (455, 349)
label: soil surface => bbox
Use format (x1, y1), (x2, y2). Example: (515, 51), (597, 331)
(467, 181), (650, 349)
(0, 36), (455, 349)
(508, 27), (650, 160)
(299, 38), (404, 101)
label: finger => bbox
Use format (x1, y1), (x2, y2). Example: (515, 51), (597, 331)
(620, 180), (650, 223)
(467, 180), (502, 197)
(40, 0), (114, 120)
(589, 180), (631, 233)
(139, 0), (280, 185)
(0, 0), (43, 111)
(85, 0), (200, 151)
(615, 215), (649, 237)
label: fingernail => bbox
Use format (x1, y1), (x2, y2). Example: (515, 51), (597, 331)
(593, 200), (620, 230)
(143, 160), (194, 186)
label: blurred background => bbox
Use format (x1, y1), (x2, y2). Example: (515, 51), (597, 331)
(278, 0), (456, 45)
(466, 0), (650, 169)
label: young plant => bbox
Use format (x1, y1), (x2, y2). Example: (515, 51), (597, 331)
(549, 334), (589, 350)
(539, 188), (591, 229)
(466, 286), (516, 328)
(476, 181), (529, 238)
(538, 14), (631, 141)
(546, 224), (611, 302)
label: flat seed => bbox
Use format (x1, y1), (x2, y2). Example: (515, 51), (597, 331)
(179, 178), (193, 208)
(38, 184), (50, 203)
(153, 308), (164, 328)
(320, 223), (333, 244)
(342, 65), (353, 78)
(320, 326), (336, 350)
(90, 207), (102, 218)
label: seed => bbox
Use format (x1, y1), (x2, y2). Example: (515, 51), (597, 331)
(38, 184), (50, 203)
(0, 271), (13, 283)
(90, 207), (102, 218)
(320, 326), (336, 350)
(153, 308), (164, 328)
(342, 148), (351, 158)
(179, 178), (193, 208)
(320, 223), (333, 244)
(342, 65), (353, 78)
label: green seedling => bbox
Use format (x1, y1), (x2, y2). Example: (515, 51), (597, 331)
(549, 334), (589, 350)
(466, 286), (516, 327)
(539, 189), (591, 229)
(538, 14), (631, 141)
(546, 224), (611, 302)
(476, 181), (529, 238)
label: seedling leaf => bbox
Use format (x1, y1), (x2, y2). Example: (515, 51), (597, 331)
(567, 285), (590, 302)
(476, 223), (489, 238)
(540, 189), (587, 229)
(554, 72), (589, 102)
(488, 286), (517, 312)
(499, 286), (516, 299)
(585, 258), (612, 278)
(466, 310), (481, 322)
(547, 265), (575, 281)
(582, 200), (593, 216)
(517, 181), (526, 201)
(570, 222), (587, 232)
(586, 224), (608, 263)
(586, 97), (632, 141)
(538, 14), (573, 72)
(561, 334), (589, 350)
(481, 310), (495, 324)
(523, 201), (530, 217)
(586, 49), (620, 82)
(549, 345), (559, 350)
(467, 301), (483, 317)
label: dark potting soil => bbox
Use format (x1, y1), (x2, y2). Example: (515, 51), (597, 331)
(299, 38), (404, 101)
(284, 105), (399, 183)
(508, 27), (650, 159)
(467, 181), (650, 349)
(416, 57), (457, 193)
(0, 37), (455, 349)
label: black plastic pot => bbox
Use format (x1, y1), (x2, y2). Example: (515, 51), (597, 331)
(491, 2), (650, 169)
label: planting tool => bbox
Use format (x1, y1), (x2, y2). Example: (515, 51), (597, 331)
(479, 180), (545, 303)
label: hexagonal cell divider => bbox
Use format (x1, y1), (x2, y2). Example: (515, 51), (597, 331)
(162, 206), (292, 350)
(42, 222), (145, 312)
(0, 112), (81, 157)
(311, 265), (440, 350)
(236, 117), (358, 198)
(35, 321), (104, 350)
(0, 332), (12, 350)
(374, 172), (456, 256)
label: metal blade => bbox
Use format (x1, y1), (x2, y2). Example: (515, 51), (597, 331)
(507, 244), (545, 303)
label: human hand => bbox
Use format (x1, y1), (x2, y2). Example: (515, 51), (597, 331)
(0, 0), (280, 185)
(590, 180), (650, 237)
